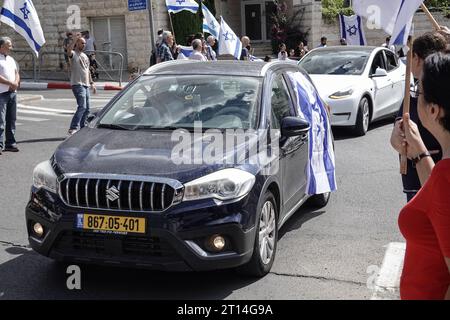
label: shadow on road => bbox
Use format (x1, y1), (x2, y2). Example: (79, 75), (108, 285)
(278, 206), (325, 240)
(0, 245), (261, 300)
(332, 117), (395, 141)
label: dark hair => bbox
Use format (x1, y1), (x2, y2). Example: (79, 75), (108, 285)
(157, 29), (164, 35)
(386, 36), (391, 42)
(413, 32), (447, 60)
(422, 52), (450, 132)
(321, 36), (327, 42)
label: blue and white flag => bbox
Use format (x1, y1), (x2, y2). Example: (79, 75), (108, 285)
(165, 0), (199, 14)
(178, 45), (193, 58)
(0, 0), (45, 57)
(287, 72), (337, 196)
(202, 4), (219, 38)
(353, 0), (423, 45)
(339, 15), (367, 46)
(218, 16), (242, 60)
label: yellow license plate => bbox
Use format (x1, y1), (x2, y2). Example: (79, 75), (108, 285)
(80, 214), (146, 234)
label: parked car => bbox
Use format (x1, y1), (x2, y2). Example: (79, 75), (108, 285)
(299, 46), (406, 136)
(26, 60), (334, 277)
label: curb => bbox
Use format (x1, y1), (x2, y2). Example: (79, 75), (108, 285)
(20, 82), (123, 91)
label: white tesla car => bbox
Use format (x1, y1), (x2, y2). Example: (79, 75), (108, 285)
(299, 46), (406, 136)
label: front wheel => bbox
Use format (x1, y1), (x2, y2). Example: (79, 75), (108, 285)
(353, 97), (370, 136)
(236, 191), (278, 277)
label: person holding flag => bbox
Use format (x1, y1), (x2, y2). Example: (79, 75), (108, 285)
(0, 37), (20, 154)
(218, 17), (242, 60)
(0, 0), (46, 57)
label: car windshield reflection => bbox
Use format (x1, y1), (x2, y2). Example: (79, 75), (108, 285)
(99, 75), (262, 131)
(300, 51), (369, 75)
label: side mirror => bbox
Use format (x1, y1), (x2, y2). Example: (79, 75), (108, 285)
(281, 117), (310, 137)
(86, 112), (98, 123)
(371, 67), (388, 78)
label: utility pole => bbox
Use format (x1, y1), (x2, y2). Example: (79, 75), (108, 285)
(148, 0), (156, 52)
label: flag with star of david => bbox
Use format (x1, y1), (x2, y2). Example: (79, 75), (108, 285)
(339, 14), (367, 46)
(202, 3), (219, 38)
(218, 16), (242, 60)
(0, 0), (45, 57)
(165, 0), (199, 14)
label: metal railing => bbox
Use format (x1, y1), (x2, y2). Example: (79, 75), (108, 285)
(13, 49), (125, 85)
(85, 50), (125, 86)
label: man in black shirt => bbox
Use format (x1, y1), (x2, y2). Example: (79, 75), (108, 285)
(390, 32), (447, 202)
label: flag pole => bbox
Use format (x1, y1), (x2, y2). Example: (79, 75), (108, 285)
(400, 36), (413, 175)
(421, 4), (440, 30)
(167, 12), (177, 44)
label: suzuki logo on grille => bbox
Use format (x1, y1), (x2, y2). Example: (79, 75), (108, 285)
(106, 186), (120, 202)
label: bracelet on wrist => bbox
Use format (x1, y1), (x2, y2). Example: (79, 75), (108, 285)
(411, 151), (431, 167)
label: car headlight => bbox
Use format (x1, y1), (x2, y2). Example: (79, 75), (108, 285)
(183, 169), (255, 202)
(32, 160), (58, 193)
(329, 89), (354, 99)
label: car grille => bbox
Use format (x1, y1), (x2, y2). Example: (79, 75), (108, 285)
(54, 231), (178, 259)
(59, 177), (181, 212)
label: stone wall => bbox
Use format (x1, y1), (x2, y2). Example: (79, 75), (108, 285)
(0, 0), (169, 74)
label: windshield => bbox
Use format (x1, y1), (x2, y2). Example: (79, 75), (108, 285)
(299, 50), (369, 75)
(99, 75), (262, 130)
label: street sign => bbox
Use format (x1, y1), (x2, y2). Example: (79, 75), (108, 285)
(128, 0), (147, 11)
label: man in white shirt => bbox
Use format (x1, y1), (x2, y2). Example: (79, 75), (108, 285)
(0, 37), (20, 154)
(189, 39), (207, 61)
(382, 36), (396, 52)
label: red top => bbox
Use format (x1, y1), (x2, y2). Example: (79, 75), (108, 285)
(399, 159), (450, 300)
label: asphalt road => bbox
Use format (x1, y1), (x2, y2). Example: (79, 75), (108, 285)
(0, 89), (406, 300)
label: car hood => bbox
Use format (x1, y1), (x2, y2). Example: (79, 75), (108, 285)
(308, 74), (363, 98)
(54, 127), (260, 184)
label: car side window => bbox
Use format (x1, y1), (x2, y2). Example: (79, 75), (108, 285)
(270, 75), (294, 129)
(385, 50), (398, 71)
(370, 52), (386, 75)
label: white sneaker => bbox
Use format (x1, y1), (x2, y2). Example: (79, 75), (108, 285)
(67, 129), (78, 136)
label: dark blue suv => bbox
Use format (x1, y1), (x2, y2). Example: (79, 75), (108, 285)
(26, 61), (334, 277)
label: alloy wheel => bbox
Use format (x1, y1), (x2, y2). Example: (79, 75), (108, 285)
(259, 200), (276, 265)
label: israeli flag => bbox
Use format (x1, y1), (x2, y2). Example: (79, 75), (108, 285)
(287, 72), (337, 196)
(202, 4), (219, 38)
(218, 16), (242, 60)
(352, 0), (423, 45)
(339, 15), (367, 45)
(166, 0), (199, 14)
(178, 45), (193, 58)
(0, 0), (45, 57)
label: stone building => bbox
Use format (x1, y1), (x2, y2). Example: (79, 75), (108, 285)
(0, 0), (448, 79)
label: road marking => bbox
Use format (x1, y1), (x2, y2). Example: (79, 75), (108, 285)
(18, 109), (71, 117)
(18, 105), (74, 114)
(43, 98), (112, 102)
(17, 116), (49, 122)
(371, 242), (406, 300)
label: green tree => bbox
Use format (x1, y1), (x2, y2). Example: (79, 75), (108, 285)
(171, 0), (216, 46)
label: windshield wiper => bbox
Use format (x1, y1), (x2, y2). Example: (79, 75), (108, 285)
(136, 126), (195, 132)
(97, 123), (135, 131)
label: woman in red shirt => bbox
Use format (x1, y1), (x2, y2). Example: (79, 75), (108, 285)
(399, 52), (450, 300)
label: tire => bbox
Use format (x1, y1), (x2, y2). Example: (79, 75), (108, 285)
(307, 192), (331, 208)
(353, 97), (370, 136)
(237, 191), (278, 277)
